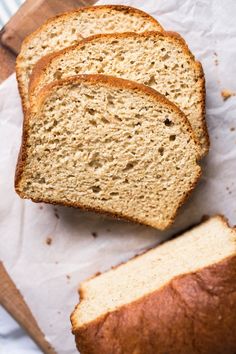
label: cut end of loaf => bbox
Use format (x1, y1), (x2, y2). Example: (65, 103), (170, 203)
(71, 215), (236, 331)
(15, 74), (200, 230)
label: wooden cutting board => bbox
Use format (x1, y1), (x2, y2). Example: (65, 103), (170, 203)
(0, 0), (97, 83)
(0, 262), (57, 354)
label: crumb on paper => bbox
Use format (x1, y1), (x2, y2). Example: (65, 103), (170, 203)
(57, 311), (61, 315)
(55, 261), (59, 264)
(91, 231), (98, 238)
(54, 207), (60, 219)
(66, 274), (71, 280)
(213, 52), (219, 66)
(230, 127), (235, 131)
(39, 205), (43, 210)
(221, 89), (236, 101)
(226, 186), (232, 194)
(46, 237), (52, 246)
(201, 214), (210, 222)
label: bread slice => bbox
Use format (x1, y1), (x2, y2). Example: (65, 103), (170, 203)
(15, 75), (200, 230)
(15, 5), (162, 111)
(30, 32), (209, 157)
(71, 215), (236, 354)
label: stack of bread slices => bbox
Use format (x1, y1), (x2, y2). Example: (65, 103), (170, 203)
(15, 5), (209, 230)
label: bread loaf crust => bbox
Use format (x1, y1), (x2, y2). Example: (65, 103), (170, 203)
(29, 31), (209, 156)
(71, 252), (236, 354)
(15, 74), (201, 230)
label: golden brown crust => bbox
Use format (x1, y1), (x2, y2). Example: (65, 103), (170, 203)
(71, 250), (236, 354)
(29, 30), (209, 156)
(15, 74), (201, 230)
(15, 62), (28, 115)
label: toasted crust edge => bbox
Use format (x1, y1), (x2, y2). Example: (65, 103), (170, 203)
(15, 74), (201, 230)
(15, 5), (163, 113)
(70, 215), (236, 354)
(29, 30), (209, 157)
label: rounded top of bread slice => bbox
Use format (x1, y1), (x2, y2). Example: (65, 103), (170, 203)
(16, 5), (162, 110)
(16, 74), (200, 230)
(71, 215), (236, 328)
(29, 31), (209, 157)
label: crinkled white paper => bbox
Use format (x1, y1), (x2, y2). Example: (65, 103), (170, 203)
(0, 0), (236, 353)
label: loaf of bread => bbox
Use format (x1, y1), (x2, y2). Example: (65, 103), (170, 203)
(15, 75), (200, 230)
(29, 32), (208, 156)
(71, 215), (236, 354)
(16, 5), (162, 111)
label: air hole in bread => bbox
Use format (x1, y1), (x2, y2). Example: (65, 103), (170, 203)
(169, 135), (176, 141)
(110, 192), (119, 196)
(53, 70), (62, 80)
(146, 75), (156, 86)
(107, 94), (114, 106)
(85, 94), (94, 99)
(162, 53), (170, 60)
(89, 119), (97, 126)
(116, 54), (125, 61)
(75, 67), (81, 74)
(123, 161), (137, 171)
(89, 159), (102, 169)
(92, 185), (101, 193)
(114, 115), (122, 122)
(101, 117), (109, 124)
(164, 118), (173, 126)
(86, 108), (96, 116)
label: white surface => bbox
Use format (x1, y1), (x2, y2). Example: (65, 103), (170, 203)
(0, 0), (25, 27)
(0, 307), (39, 354)
(0, 0), (236, 353)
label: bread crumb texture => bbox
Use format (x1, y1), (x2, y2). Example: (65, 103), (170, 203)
(16, 5), (162, 109)
(30, 32), (208, 156)
(16, 76), (200, 230)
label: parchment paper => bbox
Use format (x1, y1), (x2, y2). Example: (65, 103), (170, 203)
(0, 0), (236, 353)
